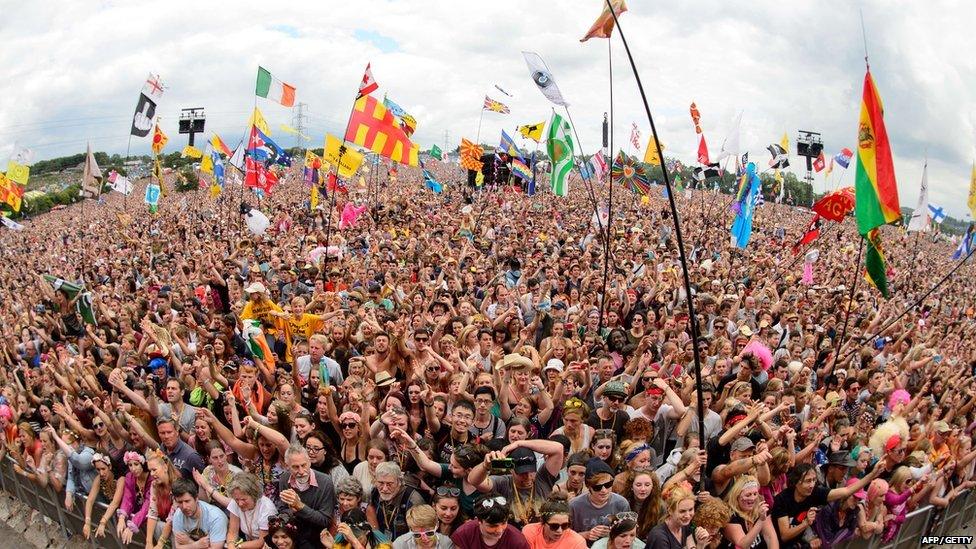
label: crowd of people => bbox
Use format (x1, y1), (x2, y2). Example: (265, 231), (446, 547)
(0, 155), (973, 549)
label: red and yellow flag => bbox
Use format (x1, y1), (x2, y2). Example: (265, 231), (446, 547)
(152, 124), (168, 154)
(345, 95), (419, 167)
(460, 138), (484, 171)
(854, 70), (900, 236)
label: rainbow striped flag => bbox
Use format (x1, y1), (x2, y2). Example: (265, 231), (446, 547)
(854, 71), (900, 236)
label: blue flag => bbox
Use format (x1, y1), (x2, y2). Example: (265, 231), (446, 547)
(423, 169), (443, 193)
(952, 224), (974, 260)
(499, 130), (523, 162)
(528, 151), (537, 196)
(730, 162), (761, 248)
(212, 150), (225, 189)
(248, 126), (288, 166)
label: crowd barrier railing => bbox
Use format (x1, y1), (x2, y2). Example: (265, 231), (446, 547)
(0, 457), (146, 548)
(835, 488), (976, 549)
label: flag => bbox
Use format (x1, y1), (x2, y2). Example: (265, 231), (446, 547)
(952, 223), (975, 260)
(854, 70), (901, 235)
(211, 150), (225, 195)
(81, 142), (102, 197)
(324, 134), (365, 178)
(42, 275), (96, 325)
(210, 134), (233, 157)
(10, 146), (33, 166)
(383, 96), (417, 136)
(834, 148), (853, 169)
(813, 151), (826, 172)
(793, 215), (822, 254)
(0, 215), (24, 231)
(248, 108), (271, 136)
(690, 102), (702, 134)
(612, 151), (651, 196)
(304, 150), (323, 169)
(494, 84), (513, 97)
(547, 112), (574, 196)
(518, 121), (545, 142)
(345, 95), (419, 166)
(255, 66), (296, 107)
(780, 132), (790, 152)
(969, 162), (976, 220)
(460, 138), (484, 171)
(730, 162), (761, 248)
(229, 139), (246, 171)
(498, 130), (523, 161)
(107, 171), (133, 195)
(423, 169), (443, 193)
(200, 144), (214, 174)
(151, 124), (168, 154)
(145, 182), (160, 207)
(143, 73), (165, 100)
(590, 150), (609, 181)
(181, 145), (204, 159)
(766, 144), (789, 169)
(0, 175), (23, 212)
(511, 158), (532, 182)
(523, 51), (568, 107)
(475, 170), (484, 186)
(629, 123), (641, 150)
(644, 136), (663, 165)
(131, 93), (157, 137)
(5, 161), (29, 185)
(152, 156), (166, 197)
(864, 228), (889, 298)
(697, 135), (710, 165)
(580, 0), (628, 41)
(279, 124), (309, 140)
(825, 157), (834, 177)
(244, 157), (279, 194)
(358, 63), (379, 98)
(429, 144), (443, 160)
(928, 203), (947, 224)
(483, 96), (510, 114)
(248, 125), (288, 165)
(715, 112), (742, 163)
(907, 162), (930, 232)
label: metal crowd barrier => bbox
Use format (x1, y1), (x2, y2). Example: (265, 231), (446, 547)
(0, 457), (146, 548)
(834, 489), (976, 549)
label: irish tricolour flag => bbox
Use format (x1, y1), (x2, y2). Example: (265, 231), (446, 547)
(255, 67), (296, 107)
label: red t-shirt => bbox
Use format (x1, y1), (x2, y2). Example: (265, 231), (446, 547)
(452, 519), (530, 549)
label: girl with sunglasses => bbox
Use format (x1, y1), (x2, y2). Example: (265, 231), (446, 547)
(522, 493), (587, 549)
(393, 503), (455, 549)
(432, 486), (465, 536)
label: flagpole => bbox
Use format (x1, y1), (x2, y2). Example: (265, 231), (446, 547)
(833, 235), (864, 362)
(123, 134), (132, 211)
(596, 32), (614, 336)
(838, 243), (975, 364)
(605, 0), (706, 464)
(562, 107), (608, 241)
(476, 107), (485, 145)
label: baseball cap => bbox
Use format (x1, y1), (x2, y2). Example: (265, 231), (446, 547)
(731, 437), (755, 452)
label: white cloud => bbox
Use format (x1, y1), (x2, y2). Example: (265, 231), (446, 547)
(1, 0), (974, 218)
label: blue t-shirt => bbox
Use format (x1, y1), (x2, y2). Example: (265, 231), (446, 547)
(172, 499), (228, 544)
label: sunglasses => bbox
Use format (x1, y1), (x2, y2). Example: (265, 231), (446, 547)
(605, 395), (624, 403)
(546, 521), (570, 531)
(412, 530), (437, 539)
(341, 423), (358, 429)
(416, 338), (430, 343)
(92, 422), (105, 428)
(591, 481), (613, 491)
(436, 486), (461, 497)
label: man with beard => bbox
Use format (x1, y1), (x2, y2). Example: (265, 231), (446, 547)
(276, 443), (335, 549)
(588, 379), (632, 443)
(366, 461), (426, 541)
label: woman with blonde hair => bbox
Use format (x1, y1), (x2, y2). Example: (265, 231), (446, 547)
(722, 475), (778, 549)
(646, 483), (710, 549)
(552, 398), (593, 454)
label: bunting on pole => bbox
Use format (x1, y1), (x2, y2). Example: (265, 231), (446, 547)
(697, 135), (710, 165)
(580, 0), (628, 42)
(690, 102), (702, 134)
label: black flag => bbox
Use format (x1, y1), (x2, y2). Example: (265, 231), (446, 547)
(131, 93), (157, 137)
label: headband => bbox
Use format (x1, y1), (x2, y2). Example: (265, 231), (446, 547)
(741, 480), (760, 491)
(92, 453), (112, 466)
(624, 443), (651, 462)
(123, 451), (146, 465)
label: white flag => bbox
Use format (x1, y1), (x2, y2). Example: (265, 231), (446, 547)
(522, 51), (568, 107)
(715, 111), (742, 163)
(0, 216), (24, 231)
(10, 145), (34, 166)
(907, 161), (929, 232)
(81, 142), (102, 197)
(108, 171), (133, 195)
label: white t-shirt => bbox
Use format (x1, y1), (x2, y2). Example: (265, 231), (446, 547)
(228, 495), (276, 540)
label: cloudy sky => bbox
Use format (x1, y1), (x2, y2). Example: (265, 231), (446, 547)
(1, 1), (974, 217)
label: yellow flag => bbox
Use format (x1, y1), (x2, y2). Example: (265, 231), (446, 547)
(210, 184), (221, 198)
(968, 161), (976, 220)
(200, 154), (213, 174)
(780, 132), (789, 153)
(324, 134), (364, 178)
(643, 136), (664, 166)
(358, 176), (367, 188)
(475, 170), (484, 186)
(280, 123), (309, 140)
(248, 107), (270, 135)
(181, 145), (204, 159)
(310, 185), (320, 210)
(518, 121), (546, 142)
(6, 161), (29, 185)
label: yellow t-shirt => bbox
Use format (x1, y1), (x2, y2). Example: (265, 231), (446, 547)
(289, 313), (324, 341)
